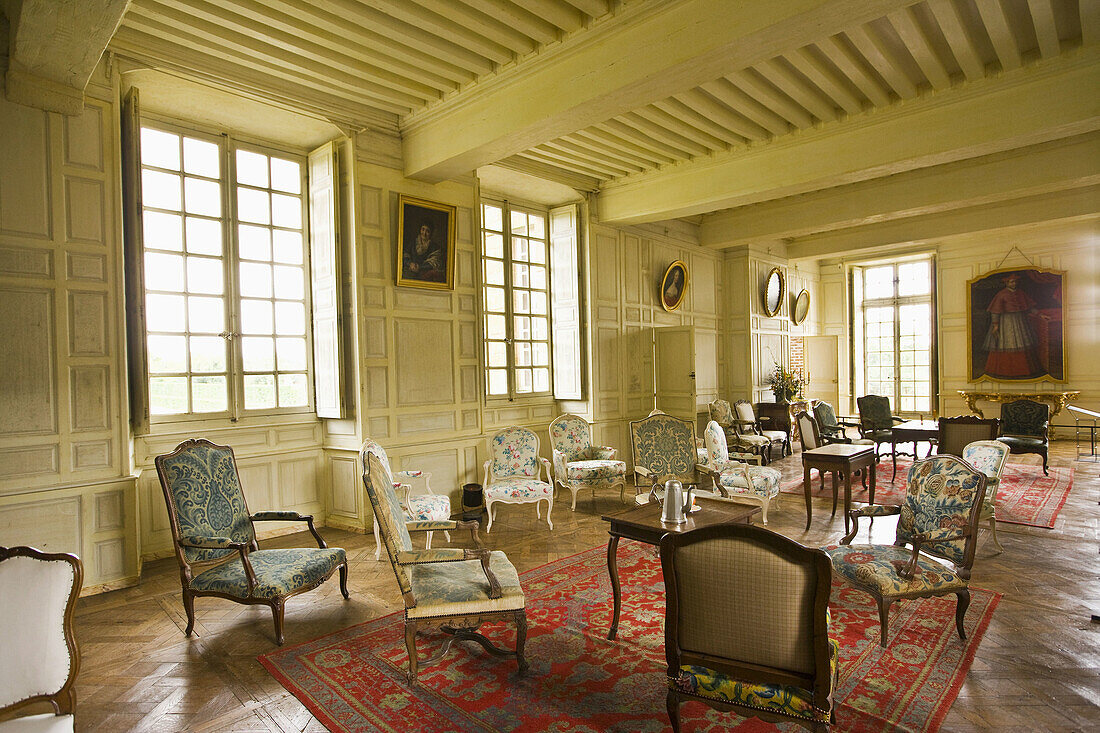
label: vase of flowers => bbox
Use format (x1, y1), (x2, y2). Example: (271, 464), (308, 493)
(767, 363), (805, 404)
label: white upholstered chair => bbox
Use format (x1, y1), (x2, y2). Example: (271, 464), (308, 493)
(0, 546), (83, 733)
(361, 439), (451, 561)
(702, 420), (782, 523)
(483, 426), (555, 532)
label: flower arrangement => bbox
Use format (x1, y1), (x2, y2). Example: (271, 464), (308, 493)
(767, 363), (805, 402)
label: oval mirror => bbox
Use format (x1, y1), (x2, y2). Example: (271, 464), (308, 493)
(762, 267), (785, 317)
(792, 288), (810, 325)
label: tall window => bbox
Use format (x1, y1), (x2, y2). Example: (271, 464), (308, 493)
(854, 258), (934, 414)
(138, 123), (311, 418)
(480, 201), (552, 398)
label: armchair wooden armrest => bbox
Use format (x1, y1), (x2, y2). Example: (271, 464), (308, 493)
(179, 535), (257, 595)
(538, 456), (553, 483)
(896, 527), (971, 579)
(453, 518), (484, 548)
(395, 547), (503, 599)
(250, 511), (326, 549)
(840, 504), (901, 545)
(695, 464), (730, 498)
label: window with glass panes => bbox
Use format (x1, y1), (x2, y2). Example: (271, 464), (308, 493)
(138, 124), (310, 418)
(481, 202), (551, 398)
(857, 259), (934, 414)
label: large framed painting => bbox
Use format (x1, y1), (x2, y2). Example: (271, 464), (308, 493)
(967, 266), (1065, 383)
(396, 194), (456, 290)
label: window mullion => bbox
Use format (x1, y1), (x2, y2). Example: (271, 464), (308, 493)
(502, 215), (517, 401)
(224, 134), (244, 420)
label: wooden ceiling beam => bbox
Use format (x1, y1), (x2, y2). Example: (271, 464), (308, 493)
(845, 23), (918, 99)
(811, 35), (892, 107)
(974, 0), (1022, 71)
(411, 0), (537, 55)
(887, 7), (952, 90)
(615, 112), (709, 157)
(787, 46), (865, 115)
(926, 0), (986, 81)
(701, 77), (792, 137)
(567, 129), (670, 167)
(511, 0), (584, 32)
(458, 0), (559, 44)
(673, 88), (769, 142)
(529, 144), (627, 178)
(562, 0), (608, 18)
(355, 0), (514, 65)
(1025, 0), (1061, 59)
(631, 106), (728, 153)
(1079, 0), (1099, 46)
(728, 66), (817, 128)
(495, 155), (601, 191)
(652, 97), (749, 148)
(517, 148), (612, 179)
(595, 119), (698, 161)
(542, 138), (645, 174)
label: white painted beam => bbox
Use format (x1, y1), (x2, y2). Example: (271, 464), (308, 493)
(926, 0), (986, 81)
(401, 0), (913, 181)
(597, 53), (1100, 224)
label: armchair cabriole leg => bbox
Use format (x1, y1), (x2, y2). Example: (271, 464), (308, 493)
(989, 518), (1004, 553)
(405, 622), (419, 685)
(515, 611), (529, 674)
(339, 563), (350, 599)
(182, 588), (196, 636)
(878, 598), (892, 647)
(272, 599), (286, 645)
(667, 691), (681, 733)
(955, 590), (971, 640)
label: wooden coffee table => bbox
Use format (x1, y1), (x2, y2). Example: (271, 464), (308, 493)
(601, 497), (760, 640)
(801, 444), (876, 533)
(891, 419), (939, 480)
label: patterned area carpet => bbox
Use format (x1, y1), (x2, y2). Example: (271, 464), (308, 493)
(259, 542), (999, 732)
(780, 456), (1072, 528)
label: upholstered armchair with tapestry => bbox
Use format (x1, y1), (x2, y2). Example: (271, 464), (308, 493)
(0, 546), (83, 733)
(155, 439), (349, 645)
(962, 440), (1011, 553)
(549, 414), (628, 510)
(483, 426), (555, 532)
(936, 416), (1000, 457)
(661, 524), (837, 732)
(702, 420), (782, 523)
(826, 455), (986, 647)
(855, 394), (904, 457)
(813, 401), (864, 445)
(998, 399), (1050, 475)
(361, 447), (528, 685)
(361, 439), (451, 561)
(630, 413), (716, 503)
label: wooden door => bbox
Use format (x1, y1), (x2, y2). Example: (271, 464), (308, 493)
(805, 335), (840, 409)
(654, 327), (696, 421)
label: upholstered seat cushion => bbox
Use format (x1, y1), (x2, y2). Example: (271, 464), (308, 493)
(715, 465), (781, 498)
(825, 544), (967, 597)
(566, 459), (626, 485)
(407, 550), (525, 619)
(997, 435), (1045, 449)
(864, 430), (893, 441)
(761, 430), (786, 442)
(736, 434), (770, 446)
(189, 548), (346, 599)
(405, 494), (451, 522)
(0, 713), (75, 733)
(484, 477), (553, 501)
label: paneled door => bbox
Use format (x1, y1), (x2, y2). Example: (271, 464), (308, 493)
(805, 335), (840, 408)
(654, 326), (696, 421)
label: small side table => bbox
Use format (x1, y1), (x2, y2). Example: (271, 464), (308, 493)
(891, 420), (939, 480)
(801, 444), (876, 532)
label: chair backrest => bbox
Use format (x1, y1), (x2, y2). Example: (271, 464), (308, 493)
(962, 440), (1010, 485)
(733, 400), (758, 431)
(708, 400), (735, 429)
(936, 416), (1000, 456)
(795, 411), (821, 451)
(703, 420), (730, 465)
(630, 413), (699, 483)
(813, 401), (840, 433)
(857, 394), (894, 431)
(360, 437), (395, 476)
(0, 546), (82, 717)
(548, 414), (592, 462)
(1000, 399), (1050, 437)
(489, 426), (541, 479)
(899, 455), (986, 571)
(155, 439), (256, 568)
(661, 524), (833, 707)
(359, 447), (414, 598)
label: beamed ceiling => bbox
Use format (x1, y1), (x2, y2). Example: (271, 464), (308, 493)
(93, 0), (1100, 234)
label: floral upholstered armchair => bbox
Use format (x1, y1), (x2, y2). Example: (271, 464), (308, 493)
(361, 439), (451, 560)
(549, 414), (628, 510)
(155, 439), (349, 645)
(998, 399), (1050, 475)
(702, 421), (782, 523)
(826, 454), (986, 647)
(361, 447), (527, 685)
(962, 440), (1010, 553)
(483, 426), (555, 532)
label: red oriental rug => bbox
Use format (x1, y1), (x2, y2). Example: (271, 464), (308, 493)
(259, 542), (999, 733)
(780, 456), (1072, 528)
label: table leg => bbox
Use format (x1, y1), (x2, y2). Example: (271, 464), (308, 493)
(606, 534), (621, 641)
(869, 456), (877, 505)
(844, 468), (853, 534)
(892, 439), (899, 481)
(803, 464), (813, 530)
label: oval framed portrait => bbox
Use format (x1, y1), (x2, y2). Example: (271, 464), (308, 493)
(660, 260), (689, 312)
(762, 267), (785, 317)
(792, 288), (810, 325)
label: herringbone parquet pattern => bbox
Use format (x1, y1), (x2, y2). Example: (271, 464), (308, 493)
(55, 443), (1100, 731)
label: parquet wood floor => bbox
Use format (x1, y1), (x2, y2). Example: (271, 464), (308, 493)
(53, 443), (1100, 730)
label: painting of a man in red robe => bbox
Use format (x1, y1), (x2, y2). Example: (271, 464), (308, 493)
(969, 267), (1065, 382)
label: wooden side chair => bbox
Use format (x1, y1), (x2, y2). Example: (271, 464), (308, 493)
(548, 413), (628, 509)
(795, 411), (869, 507)
(361, 439), (451, 560)
(812, 401), (863, 445)
(827, 454), (986, 647)
(701, 420), (781, 523)
(962, 440), (1011, 553)
(998, 399), (1051, 475)
(661, 524), (837, 732)
(483, 426), (554, 532)
(361, 445), (528, 685)
(155, 439), (349, 645)
(936, 416), (1000, 457)
(0, 546), (83, 733)
(735, 399), (787, 463)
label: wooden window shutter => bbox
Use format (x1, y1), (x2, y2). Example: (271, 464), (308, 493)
(307, 141), (347, 419)
(550, 203), (584, 400)
(120, 87), (150, 433)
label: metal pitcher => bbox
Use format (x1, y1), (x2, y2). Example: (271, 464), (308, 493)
(650, 479), (696, 524)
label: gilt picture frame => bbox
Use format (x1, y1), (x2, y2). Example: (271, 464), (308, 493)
(660, 260), (689, 312)
(396, 194), (456, 290)
(967, 266), (1065, 383)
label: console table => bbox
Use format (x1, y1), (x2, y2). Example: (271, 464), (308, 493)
(956, 390), (1079, 419)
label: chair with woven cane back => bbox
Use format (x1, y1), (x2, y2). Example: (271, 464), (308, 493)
(936, 416), (1000, 457)
(661, 524), (837, 732)
(361, 443), (528, 685)
(826, 454), (986, 647)
(155, 439), (349, 645)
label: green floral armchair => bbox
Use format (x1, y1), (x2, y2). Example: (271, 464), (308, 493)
(826, 454), (986, 647)
(998, 399), (1050, 475)
(361, 444), (528, 685)
(155, 439), (349, 645)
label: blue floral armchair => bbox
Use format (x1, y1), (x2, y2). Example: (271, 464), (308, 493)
(549, 414), (628, 510)
(361, 439), (451, 560)
(483, 426), (555, 532)
(154, 439), (349, 645)
(962, 440), (1010, 553)
(702, 420), (782, 523)
(361, 446), (527, 684)
(826, 454), (986, 647)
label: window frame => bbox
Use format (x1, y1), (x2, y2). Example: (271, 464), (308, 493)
(133, 115), (316, 427)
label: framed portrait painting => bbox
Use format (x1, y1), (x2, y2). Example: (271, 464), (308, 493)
(660, 260), (688, 312)
(396, 194), (456, 290)
(967, 266), (1065, 383)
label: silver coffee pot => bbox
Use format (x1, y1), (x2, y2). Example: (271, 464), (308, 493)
(650, 479), (696, 524)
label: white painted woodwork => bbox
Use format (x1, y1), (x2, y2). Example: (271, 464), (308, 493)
(550, 204), (583, 400)
(654, 326), (697, 421)
(805, 335), (842, 407)
(308, 141), (346, 419)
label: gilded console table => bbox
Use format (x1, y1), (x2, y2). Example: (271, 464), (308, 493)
(956, 390), (1080, 419)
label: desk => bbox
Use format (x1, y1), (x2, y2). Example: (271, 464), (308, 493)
(800, 444), (876, 533)
(891, 420), (939, 480)
(601, 498), (759, 640)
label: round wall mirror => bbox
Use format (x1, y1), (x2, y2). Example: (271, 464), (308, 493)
(792, 288), (810, 325)
(762, 267), (785, 317)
